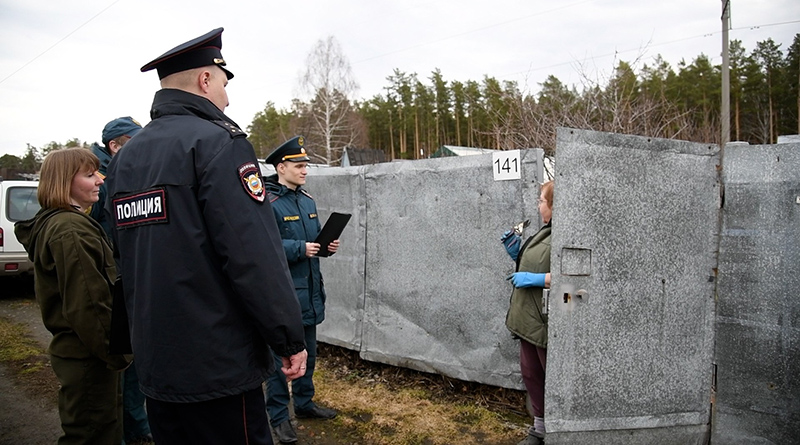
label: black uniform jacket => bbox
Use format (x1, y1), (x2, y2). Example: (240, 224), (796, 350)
(105, 88), (305, 403)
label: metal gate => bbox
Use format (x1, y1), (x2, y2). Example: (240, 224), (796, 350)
(545, 128), (720, 444)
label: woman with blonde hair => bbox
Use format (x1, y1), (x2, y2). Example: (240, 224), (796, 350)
(501, 180), (554, 445)
(15, 147), (130, 444)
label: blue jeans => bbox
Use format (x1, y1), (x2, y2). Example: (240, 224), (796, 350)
(266, 324), (317, 426)
(122, 362), (151, 442)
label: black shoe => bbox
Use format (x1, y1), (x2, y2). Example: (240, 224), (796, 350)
(272, 420), (297, 443)
(516, 433), (544, 445)
(295, 404), (337, 419)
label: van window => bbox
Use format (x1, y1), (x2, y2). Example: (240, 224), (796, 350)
(6, 186), (40, 222)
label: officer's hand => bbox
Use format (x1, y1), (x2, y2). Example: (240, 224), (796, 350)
(327, 239), (340, 254)
(305, 242), (320, 257)
(282, 349), (309, 381)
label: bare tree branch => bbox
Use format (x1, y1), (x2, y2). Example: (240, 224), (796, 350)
(299, 36), (360, 165)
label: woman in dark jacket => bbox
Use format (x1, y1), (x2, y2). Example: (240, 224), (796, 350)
(501, 180), (553, 445)
(15, 148), (130, 444)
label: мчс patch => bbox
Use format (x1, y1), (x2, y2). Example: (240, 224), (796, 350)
(113, 188), (168, 229)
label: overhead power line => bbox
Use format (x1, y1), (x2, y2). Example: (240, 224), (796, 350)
(503, 19), (800, 80)
(0, 0), (122, 85)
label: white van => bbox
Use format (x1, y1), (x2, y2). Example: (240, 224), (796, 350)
(1, 179), (40, 276)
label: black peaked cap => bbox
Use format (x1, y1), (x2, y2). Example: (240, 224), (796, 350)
(265, 136), (311, 166)
(140, 27), (234, 80)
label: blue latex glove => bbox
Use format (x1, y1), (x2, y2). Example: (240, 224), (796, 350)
(501, 230), (521, 260)
(506, 272), (547, 288)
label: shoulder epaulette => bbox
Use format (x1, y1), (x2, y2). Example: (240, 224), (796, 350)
(301, 189), (314, 200)
(211, 120), (246, 138)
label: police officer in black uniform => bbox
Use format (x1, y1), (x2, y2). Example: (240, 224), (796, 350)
(105, 28), (308, 445)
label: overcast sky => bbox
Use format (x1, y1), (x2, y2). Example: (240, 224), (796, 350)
(0, 0), (797, 158)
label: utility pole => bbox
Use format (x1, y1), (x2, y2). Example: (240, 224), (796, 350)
(721, 0), (731, 146)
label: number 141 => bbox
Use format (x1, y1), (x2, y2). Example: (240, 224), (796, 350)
(492, 150), (521, 181)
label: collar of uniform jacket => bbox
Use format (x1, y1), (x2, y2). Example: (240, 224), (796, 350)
(150, 88), (241, 131)
(264, 174), (306, 197)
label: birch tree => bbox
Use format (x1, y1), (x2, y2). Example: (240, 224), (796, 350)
(298, 36), (359, 165)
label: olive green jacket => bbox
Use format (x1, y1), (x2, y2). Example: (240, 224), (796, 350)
(505, 224), (551, 348)
(14, 207), (130, 370)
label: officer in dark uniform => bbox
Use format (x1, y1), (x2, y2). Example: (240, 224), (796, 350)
(105, 28), (308, 445)
(88, 116), (153, 444)
(89, 116), (142, 237)
(263, 136), (340, 443)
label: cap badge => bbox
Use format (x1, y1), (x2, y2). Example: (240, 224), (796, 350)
(298, 136), (304, 146)
(214, 58), (226, 65)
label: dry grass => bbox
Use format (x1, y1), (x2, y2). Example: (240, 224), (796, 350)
(0, 296), (531, 444)
(308, 343), (530, 444)
(0, 316), (58, 404)
(0, 318), (42, 362)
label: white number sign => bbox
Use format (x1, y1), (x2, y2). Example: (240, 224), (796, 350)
(492, 150), (521, 181)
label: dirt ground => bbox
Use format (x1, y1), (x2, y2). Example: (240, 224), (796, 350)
(0, 276), (62, 444)
(0, 275), (529, 444)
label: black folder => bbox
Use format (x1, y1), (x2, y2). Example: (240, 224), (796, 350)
(314, 212), (351, 257)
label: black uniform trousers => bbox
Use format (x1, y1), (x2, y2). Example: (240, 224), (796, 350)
(146, 386), (272, 445)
